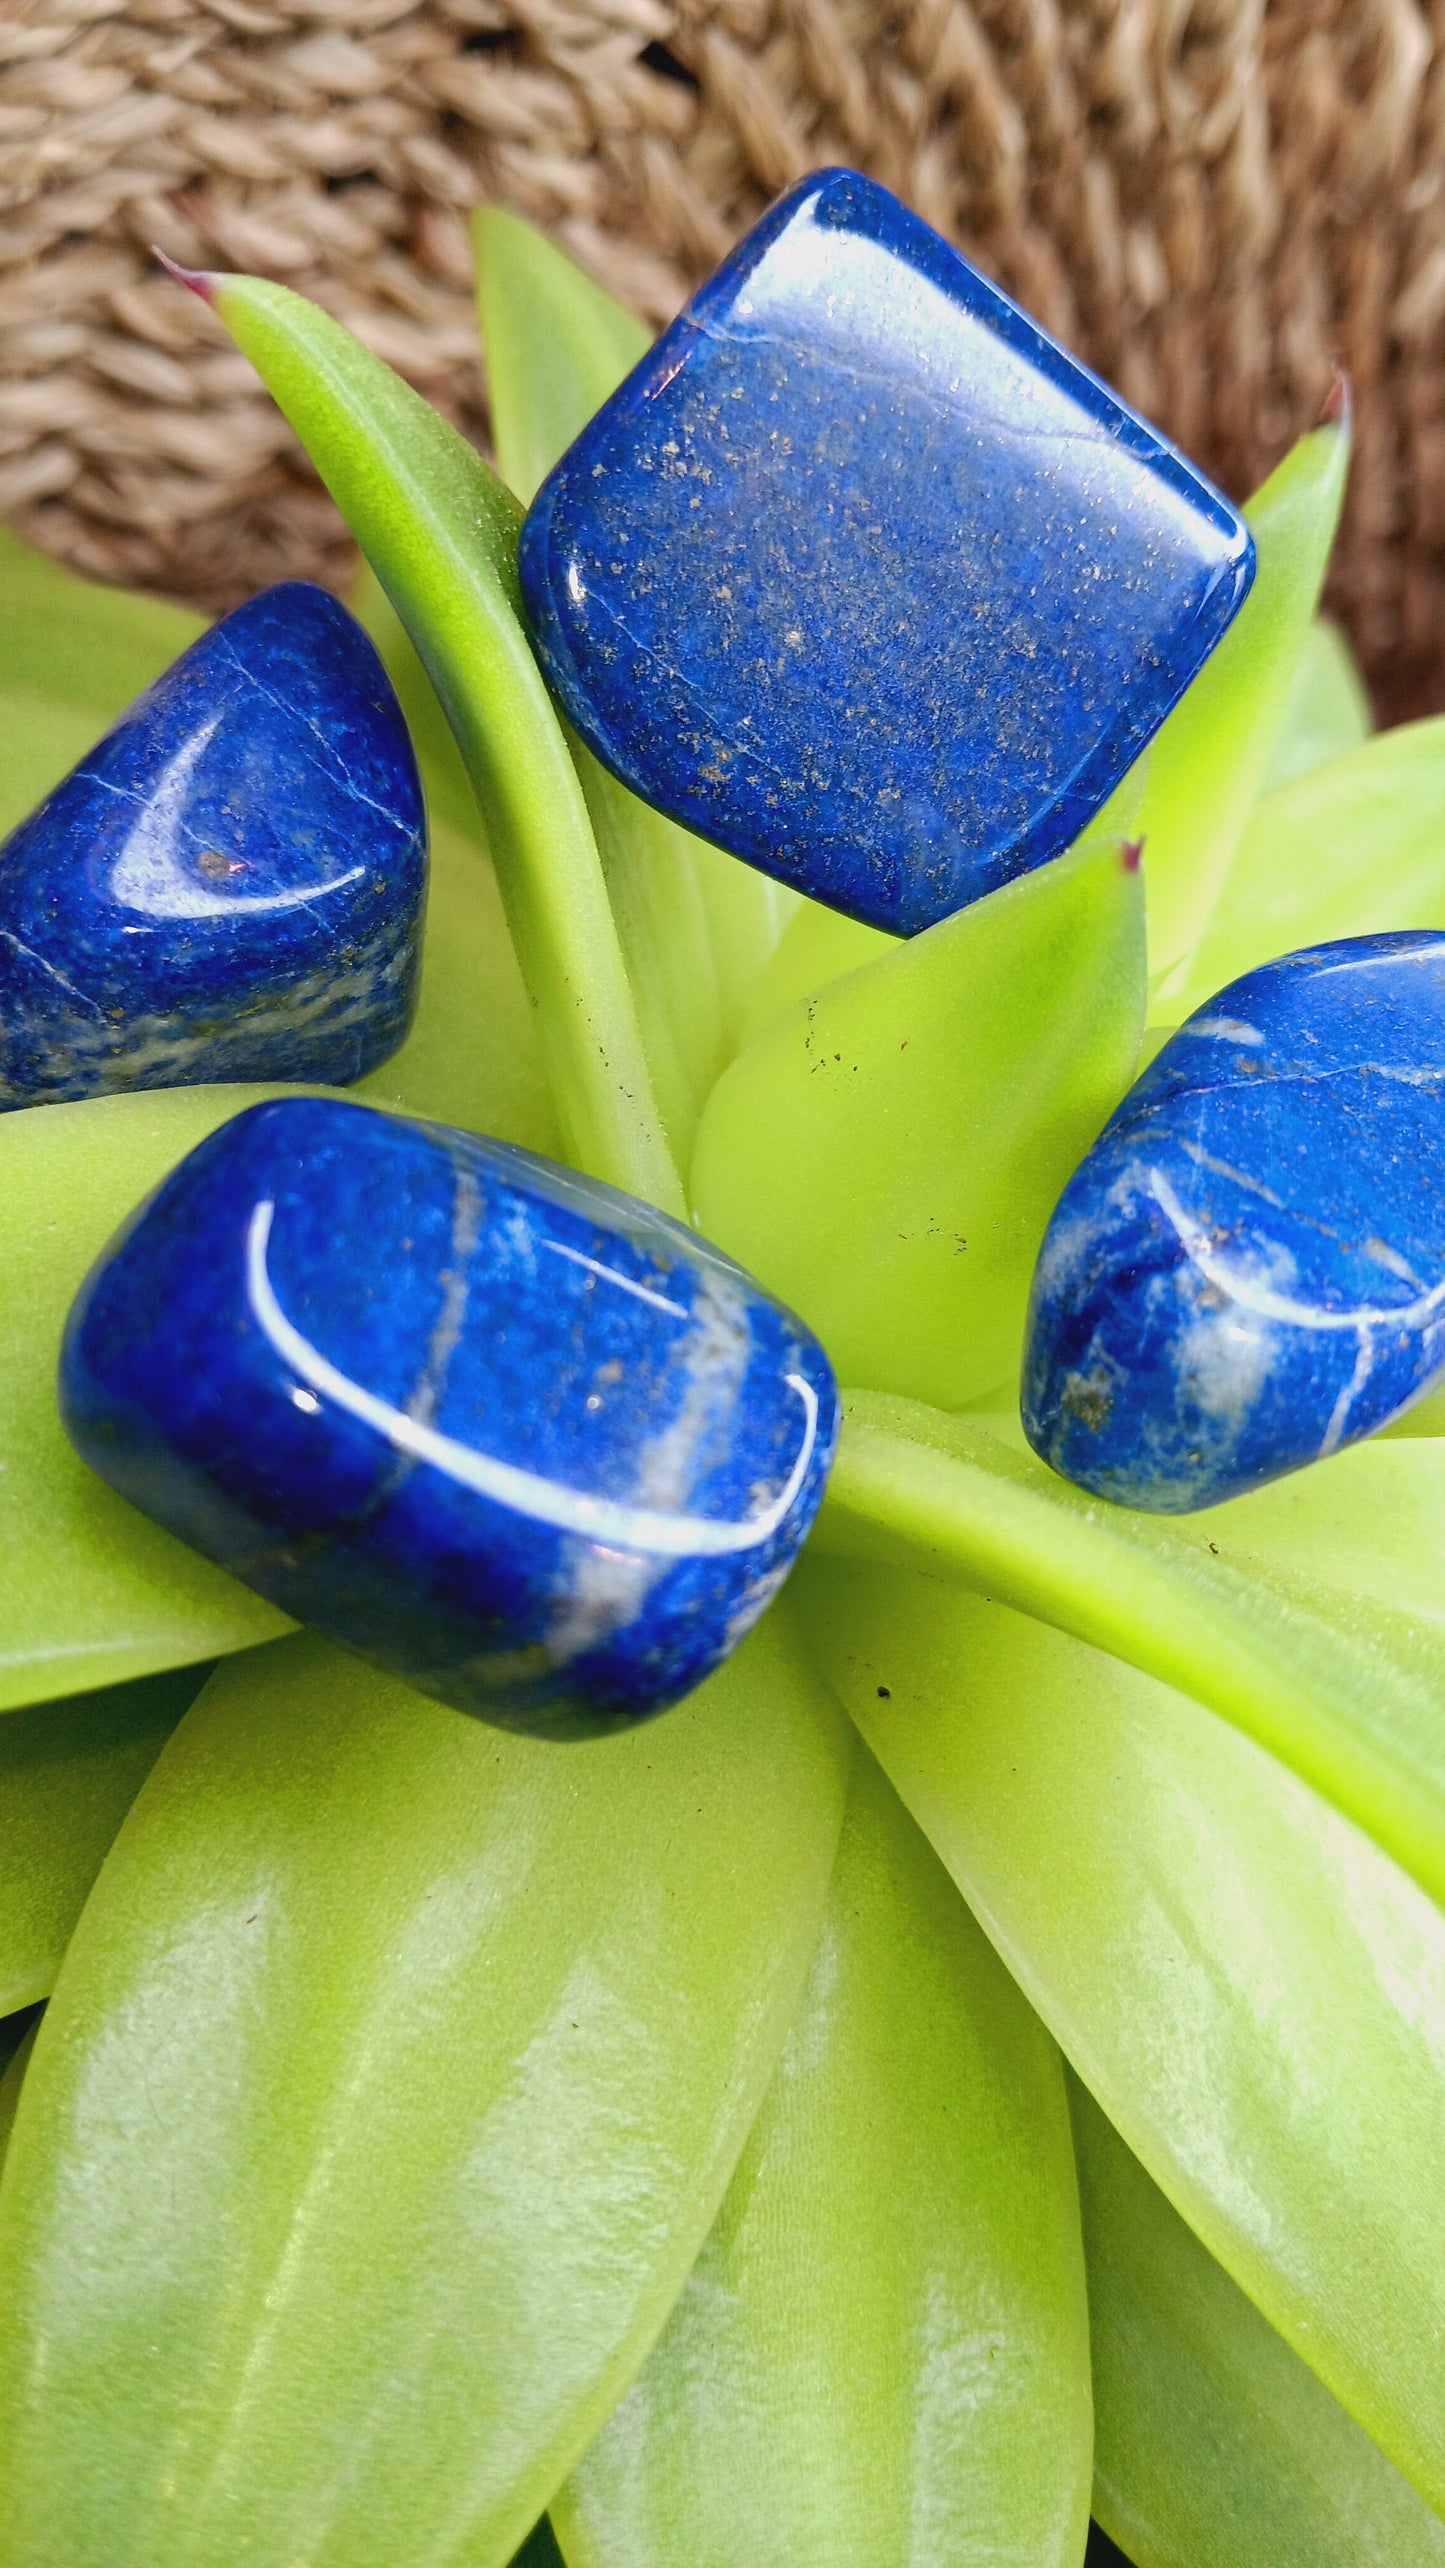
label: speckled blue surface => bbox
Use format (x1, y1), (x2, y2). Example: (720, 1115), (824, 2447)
(0, 582), (425, 1105)
(1022, 934), (1445, 1511)
(519, 166), (1255, 937)
(60, 1097), (838, 1733)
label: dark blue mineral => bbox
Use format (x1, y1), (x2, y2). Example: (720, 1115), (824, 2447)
(0, 582), (425, 1104)
(60, 1096), (838, 1733)
(519, 166), (1254, 937)
(1023, 935), (1445, 1511)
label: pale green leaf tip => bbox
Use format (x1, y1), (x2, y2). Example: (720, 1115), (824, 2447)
(1282, 369), (1353, 493)
(471, 202), (561, 280)
(1319, 367), (1351, 437)
(472, 202), (527, 250)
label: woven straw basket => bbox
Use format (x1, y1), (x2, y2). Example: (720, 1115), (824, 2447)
(3, 0), (1444, 722)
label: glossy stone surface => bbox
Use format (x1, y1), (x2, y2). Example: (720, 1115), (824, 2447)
(520, 166), (1255, 938)
(60, 1097), (838, 1733)
(1023, 934), (1445, 1512)
(0, 582), (425, 1105)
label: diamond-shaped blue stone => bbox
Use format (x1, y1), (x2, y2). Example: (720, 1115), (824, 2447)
(60, 1097), (838, 1734)
(1023, 935), (1445, 1511)
(519, 167), (1255, 937)
(0, 582), (426, 1104)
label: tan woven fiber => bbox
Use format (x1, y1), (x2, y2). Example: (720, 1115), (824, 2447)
(3, 0), (1445, 719)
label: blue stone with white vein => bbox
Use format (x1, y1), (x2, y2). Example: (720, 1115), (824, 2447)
(59, 1096), (838, 1734)
(0, 582), (425, 1105)
(1022, 934), (1445, 1512)
(519, 165), (1255, 937)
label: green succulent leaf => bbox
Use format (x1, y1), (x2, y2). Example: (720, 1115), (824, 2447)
(691, 837), (1145, 1406)
(473, 205), (652, 511)
(1258, 616), (1373, 796)
(688, 852), (803, 1067)
(1381, 1379), (1445, 1437)
(353, 813), (561, 1151)
(554, 1743), (1091, 2568)
(0, 692), (114, 841)
(0, 1664), (209, 2015)
(0, 533), (203, 835)
(356, 550), (721, 1168)
(572, 757), (726, 1167)
(1180, 1424), (1445, 1618)
(738, 756), (1149, 1055)
(796, 1558), (1445, 2515)
(350, 562), (485, 846)
(0, 1086), (297, 1713)
(1141, 414), (1349, 990)
(0, 1612), (850, 2567)
(738, 901), (896, 1049)
(0, 527), (204, 722)
(817, 1396), (1445, 1912)
(203, 268), (682, 1213)
(1070, 2074), (1445, 2567)
(1173, 715), (1445, 1012)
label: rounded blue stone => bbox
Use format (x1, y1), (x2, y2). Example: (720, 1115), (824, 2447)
(0, 581), (426, 1105)
(1022, 934), (1445, 1511)
(520, 166), (1254, 938)
(59, 1097), (838, 1734)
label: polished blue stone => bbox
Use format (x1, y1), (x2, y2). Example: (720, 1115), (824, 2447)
(0, 582), (425, 1105)
(60, 1096), (838, 1733)
(519, 166), (1255, 937)
(1022, 934), (1445, 1512)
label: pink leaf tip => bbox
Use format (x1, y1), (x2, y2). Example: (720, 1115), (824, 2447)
(153, 248), (219, 304)
(1319, 367), (1351, 430)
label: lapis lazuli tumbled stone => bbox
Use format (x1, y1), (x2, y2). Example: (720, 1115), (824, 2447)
(60, 1097), (838, 1733)
(1022, 934), (1445, 1512)
(519, 166), (1255, 938)
(0, 582), (425, 1105)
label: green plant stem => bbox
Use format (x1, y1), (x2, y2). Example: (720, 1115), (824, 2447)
(818, 1394), (1445, 1913)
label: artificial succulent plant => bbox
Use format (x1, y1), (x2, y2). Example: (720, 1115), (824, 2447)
(0, 198), (1442, 2568)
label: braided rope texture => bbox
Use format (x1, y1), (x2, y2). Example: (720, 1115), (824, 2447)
(2, 0), (1444, 718)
